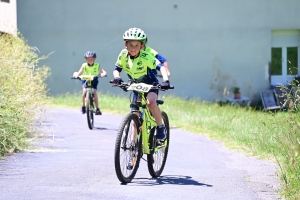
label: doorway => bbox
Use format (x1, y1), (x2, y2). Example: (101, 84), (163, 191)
(271, 30), (300, 86)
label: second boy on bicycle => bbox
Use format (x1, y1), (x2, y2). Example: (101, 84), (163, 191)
(73, 51), (107, 115)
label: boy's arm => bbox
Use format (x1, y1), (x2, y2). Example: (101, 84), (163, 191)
(73, 65), (84, 78)
(162, 62), (170, 77)
(113, 69), (121, 78)
(159, 66), (169, 81)
(155, 53), (170, 77)
(154, 59), (168, 81)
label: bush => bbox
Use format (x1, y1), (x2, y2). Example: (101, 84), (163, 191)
(0, 32), (50, 157)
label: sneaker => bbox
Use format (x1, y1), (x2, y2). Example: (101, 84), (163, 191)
(81, 106), (86, 114)
(127, 154), (136, 170)
(156, 124), (166, 140)
(95, 108), (102, 115)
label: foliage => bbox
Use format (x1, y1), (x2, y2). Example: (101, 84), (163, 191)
(274, 84), (300, 199)
(0, 32), (50, 157)
(233, 87), (240, 93)
(291, 76), (300, 87)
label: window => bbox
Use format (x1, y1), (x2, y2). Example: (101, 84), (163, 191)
(271, 48), (282, 75)
(287, 47), (298, 75)
(1, 0), (10, 3)
(271, 30), (300, 86)
(271, 47), (298, 75)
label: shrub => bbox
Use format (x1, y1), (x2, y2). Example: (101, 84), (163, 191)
(0, 32), (50, 157)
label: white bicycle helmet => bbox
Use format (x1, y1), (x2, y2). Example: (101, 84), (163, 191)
(123, 27), (147, 43)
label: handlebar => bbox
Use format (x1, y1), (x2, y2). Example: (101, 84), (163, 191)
(109, 80), (174, 91)
(71, 74), (107, 80)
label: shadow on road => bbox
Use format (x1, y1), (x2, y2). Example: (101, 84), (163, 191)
(93, 127), (119, 131)
(122, 175), (213, 187)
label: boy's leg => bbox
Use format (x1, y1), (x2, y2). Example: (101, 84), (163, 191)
(147, 92), (166, 140)
(94, 89), (99, 109)
(92, 79), (102, 115)
(147, 92), (162, 124)
(81, 88), (86, 114)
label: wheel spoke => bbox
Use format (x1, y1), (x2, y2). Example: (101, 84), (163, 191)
(114, 113), (141, 183)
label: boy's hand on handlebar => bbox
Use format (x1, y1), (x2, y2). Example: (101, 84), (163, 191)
(73, 72), (79, 78)
(100, 73), (107, 77)
(160, 80), (170, 89)
(112, 77), (123, 85)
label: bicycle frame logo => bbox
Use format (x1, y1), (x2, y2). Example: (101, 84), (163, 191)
(127, 83), (151, 92)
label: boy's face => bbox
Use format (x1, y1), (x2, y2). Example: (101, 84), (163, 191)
(125, 41), (143, 57)
(86, 57), (95, 65)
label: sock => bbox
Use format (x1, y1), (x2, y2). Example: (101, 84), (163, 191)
(158, 124), (165, 128)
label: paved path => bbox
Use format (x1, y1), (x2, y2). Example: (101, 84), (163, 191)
(0, 108), (281, 200)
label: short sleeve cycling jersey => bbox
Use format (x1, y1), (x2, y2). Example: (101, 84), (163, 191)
(82, 62), (100, 76)
(115, 49), (162, 84)
(144, 46), (158, 57)
(144, 46), (167, 64)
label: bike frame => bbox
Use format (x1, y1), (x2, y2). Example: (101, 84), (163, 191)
(127, 83), (166, 155)
(84, 82), (94, 107)
(135, 93), (157, 154)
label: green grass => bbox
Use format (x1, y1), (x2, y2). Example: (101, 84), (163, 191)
(48, 92), (300, 200)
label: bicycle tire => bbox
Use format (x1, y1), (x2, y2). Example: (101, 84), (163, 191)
(114, 113), (142, 183)
(147, 111), (170, 177)
(86, 91), (94, 130)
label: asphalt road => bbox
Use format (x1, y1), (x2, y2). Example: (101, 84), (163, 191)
(0, 107), (281, 200)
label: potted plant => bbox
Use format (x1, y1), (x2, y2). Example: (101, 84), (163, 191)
(233, 87), (241, 99)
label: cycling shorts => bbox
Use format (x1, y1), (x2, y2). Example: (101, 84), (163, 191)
(82, 78), (98, 90)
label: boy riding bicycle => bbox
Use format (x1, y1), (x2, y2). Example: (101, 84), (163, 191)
(127, 28), (171, 77)
(112, 28), (170, 140)
(73, 51), (107, 115)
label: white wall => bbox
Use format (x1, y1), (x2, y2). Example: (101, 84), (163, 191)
(16, 0), (300, 103)
(0, 0), (17, 35)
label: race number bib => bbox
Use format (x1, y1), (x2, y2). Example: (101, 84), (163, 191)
(127, 83), (152, 93)
(80, 75), (94, 81)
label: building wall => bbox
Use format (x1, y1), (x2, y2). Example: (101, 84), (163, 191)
(0, 0), (17, 35)
(16, 0), (300, 103)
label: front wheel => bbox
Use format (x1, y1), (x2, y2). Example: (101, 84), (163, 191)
(114, 113), (142, 183)
(86, 91), (94, 130)
(147, 111), (170, 177)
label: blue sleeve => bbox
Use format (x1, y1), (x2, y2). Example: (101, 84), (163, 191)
(156, 63), (163, 71)
(155, 53), (167, 63)
(114, 66), (122, 72)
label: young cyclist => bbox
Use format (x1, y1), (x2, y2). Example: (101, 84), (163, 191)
(73, 51), (107, 115)
(127, 27), (171, 77)
(112, 28), (170, 141)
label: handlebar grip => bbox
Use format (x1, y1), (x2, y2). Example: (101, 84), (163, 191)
(71, 77), (77, 79)
(109, 80), (114, 84)
(169, 86), (174, 89)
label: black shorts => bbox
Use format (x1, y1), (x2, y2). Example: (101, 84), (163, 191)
(130, 89), (159, 111)
(82, 79), (98, 90)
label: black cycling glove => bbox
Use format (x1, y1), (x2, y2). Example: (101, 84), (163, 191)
(113, 77), (123, 85)
(160, 80), (170, 89)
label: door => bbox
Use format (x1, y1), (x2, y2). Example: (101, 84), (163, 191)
(271, 30), (300, 86)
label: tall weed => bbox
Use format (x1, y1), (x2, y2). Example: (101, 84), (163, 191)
(0, 33), (50, 157)
(274, 84), (300, 199)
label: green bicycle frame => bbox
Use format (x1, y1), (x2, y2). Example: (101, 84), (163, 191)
(134, 93), (159, 155)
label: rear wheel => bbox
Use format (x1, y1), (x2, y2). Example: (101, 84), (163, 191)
(86, 91), (94, 130)
(147, 111), (170, 177)
(114, 113), (142, 183)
